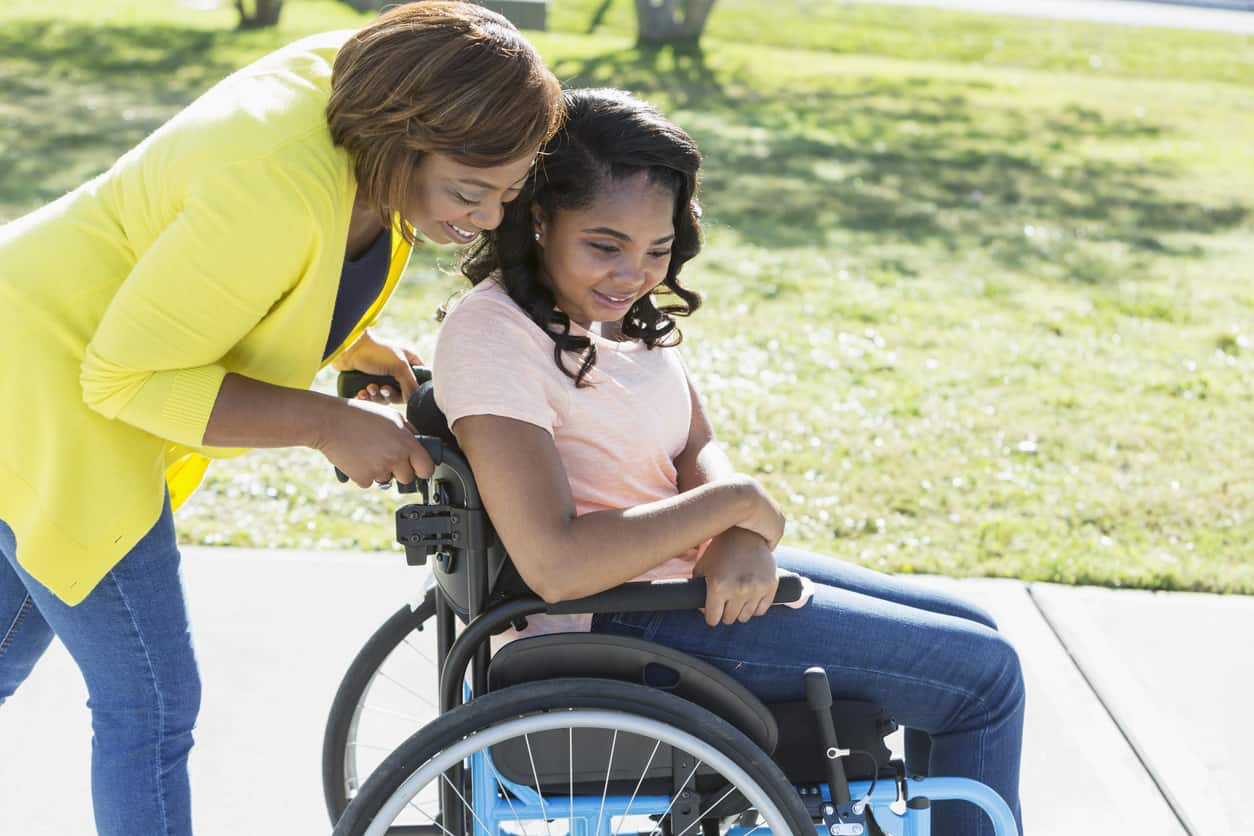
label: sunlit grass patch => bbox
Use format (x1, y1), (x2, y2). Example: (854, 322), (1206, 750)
(4, 0), (1252, 591)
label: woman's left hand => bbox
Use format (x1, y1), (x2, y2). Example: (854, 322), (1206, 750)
(332, 329), (424, 403)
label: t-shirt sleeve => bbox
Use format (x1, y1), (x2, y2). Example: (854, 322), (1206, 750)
(432, 292), (564, 435)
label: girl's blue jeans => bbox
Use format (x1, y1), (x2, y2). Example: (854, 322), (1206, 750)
(591, 547), (1026, 836)
(0, 496), (198, 836)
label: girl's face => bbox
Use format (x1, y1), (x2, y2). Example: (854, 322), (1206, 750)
(405, 151), (536, 245)
(535, 172), (677, 328)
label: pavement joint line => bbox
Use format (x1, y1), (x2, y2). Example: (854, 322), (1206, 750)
(1024, 582), (1196, 836)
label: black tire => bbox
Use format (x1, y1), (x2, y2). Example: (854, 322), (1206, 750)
(323, 588), (438, 824)
(334, 678), (816, 836)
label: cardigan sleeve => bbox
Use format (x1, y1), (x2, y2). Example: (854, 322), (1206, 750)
(80, 158), (316, 446)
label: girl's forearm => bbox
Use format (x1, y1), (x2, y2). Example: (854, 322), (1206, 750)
(523, 476), (758, 602)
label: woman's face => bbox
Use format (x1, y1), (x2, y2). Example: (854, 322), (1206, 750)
(405, 151), (536, 245)
(536, 172), (677, 328)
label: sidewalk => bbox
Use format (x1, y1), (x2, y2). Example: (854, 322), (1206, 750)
(1, 547), (1250, 835)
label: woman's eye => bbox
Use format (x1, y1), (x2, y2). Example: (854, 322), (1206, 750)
(649, 250), (672, 259)
(452, 191), (478, 205)
(588, 242), (618, 254)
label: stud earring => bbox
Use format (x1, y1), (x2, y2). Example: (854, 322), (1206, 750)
(534, 232), (541, 241)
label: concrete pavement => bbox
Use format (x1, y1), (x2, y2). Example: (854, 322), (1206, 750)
(2, 546), (1250, 835)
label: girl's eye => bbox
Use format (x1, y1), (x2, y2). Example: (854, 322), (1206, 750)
(588, 242), (618, 254)
(452, 191), (478, 206)
(649, 250), (672, 259)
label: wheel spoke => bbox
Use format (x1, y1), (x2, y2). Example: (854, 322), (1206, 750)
(375, 670), (437, 708)
(646, 759), (703, 836)
(611, 739), (661, 836)
(401, 635), (438, 668)
(522, 733), (554, 836)
(495, 773), (528, 835)
(594, 729), (618, 836)
(673, 785), (738, 836)
(440, 771), (492, 835)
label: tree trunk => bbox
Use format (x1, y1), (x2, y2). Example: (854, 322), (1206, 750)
(633, 0), (717, 45)
(235, 0), (284, 30)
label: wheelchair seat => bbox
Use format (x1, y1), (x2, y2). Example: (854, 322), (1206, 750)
(489, 632), (778, 753)
(489, 633), (897, 783)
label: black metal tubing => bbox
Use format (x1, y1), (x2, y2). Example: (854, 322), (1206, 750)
(436, 575), (806, 714)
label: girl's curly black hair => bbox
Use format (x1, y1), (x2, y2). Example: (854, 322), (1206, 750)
(461, 88), (703, 386)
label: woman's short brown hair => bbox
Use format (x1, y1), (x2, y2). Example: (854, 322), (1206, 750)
(327, 1), (564, 243)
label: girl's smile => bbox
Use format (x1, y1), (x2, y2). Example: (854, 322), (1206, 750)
(535, 172), (677, 328)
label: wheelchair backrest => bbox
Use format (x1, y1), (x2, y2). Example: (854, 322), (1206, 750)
(402, 380), (526, 620)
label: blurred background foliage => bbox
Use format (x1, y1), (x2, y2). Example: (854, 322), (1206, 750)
(1, 0), (1250, 591)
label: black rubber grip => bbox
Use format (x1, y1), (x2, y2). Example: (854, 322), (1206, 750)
(336, 365), (431, 398)
(547, 574), (805, 616)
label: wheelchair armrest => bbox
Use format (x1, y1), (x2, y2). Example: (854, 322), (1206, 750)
(546, 575), (806, 615)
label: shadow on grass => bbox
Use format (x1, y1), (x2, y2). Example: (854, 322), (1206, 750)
(551, 46), (1249, 283)
(0, 22), (250, 215)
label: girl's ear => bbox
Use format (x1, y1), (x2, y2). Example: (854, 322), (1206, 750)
(530, 205), (546, 245)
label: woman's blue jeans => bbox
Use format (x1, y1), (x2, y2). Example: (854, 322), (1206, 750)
(0, 496), (198, 836)
(591, 547), (1025, 836)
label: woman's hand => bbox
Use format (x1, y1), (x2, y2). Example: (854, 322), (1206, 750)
(692, 527), (780, 626)
(729, 475), (787, 550)
(313, 398), (434, 487)
(332, 329), (423, 403)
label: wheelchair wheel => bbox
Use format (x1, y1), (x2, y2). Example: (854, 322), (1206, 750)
(333, 678), (815, 836)
(323, 587), (440, 824)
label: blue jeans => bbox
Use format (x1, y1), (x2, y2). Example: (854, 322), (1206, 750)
(0, 496), (199, 836)
(590, 547), (1025, 836)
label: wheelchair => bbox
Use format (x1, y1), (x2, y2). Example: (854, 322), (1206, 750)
(322, 368), (1018, 836)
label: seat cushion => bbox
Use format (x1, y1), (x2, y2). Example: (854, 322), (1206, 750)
(488, 632), (778, 754)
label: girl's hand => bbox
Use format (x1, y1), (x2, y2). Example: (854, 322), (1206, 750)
(692, 527), (780, 626)
(314, 398), (433, 487)
(730, 475), (787, 550)
(333, 329), (423, 403)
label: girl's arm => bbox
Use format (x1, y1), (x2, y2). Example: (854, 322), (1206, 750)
(674, 374), (788, 626)
(451, 413), (778, 603)
(675, 375), (738, 491)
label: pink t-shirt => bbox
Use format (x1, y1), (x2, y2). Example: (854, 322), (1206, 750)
(433, 280), (699, 637)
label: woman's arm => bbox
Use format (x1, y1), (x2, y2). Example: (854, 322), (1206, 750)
(452, 413), (775, 603)
(202, 374), (433, 487)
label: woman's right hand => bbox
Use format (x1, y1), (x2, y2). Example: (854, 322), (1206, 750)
(313, 399), (434, 487)
(731, 475), (787, 549)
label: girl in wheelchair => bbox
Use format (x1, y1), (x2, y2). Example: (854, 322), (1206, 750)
(430, 88), (1024, 836)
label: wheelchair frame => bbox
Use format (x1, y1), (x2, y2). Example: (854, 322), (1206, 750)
(327, 369), (1018, 836)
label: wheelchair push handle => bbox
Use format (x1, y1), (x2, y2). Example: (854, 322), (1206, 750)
(336, 365), (431, 399)
(332, 366), (440, 492)
(548, 574), (807, 616)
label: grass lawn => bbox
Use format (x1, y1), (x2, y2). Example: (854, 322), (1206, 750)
(2, 0), (1251, 592)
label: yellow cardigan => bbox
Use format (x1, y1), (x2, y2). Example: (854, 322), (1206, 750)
(0, 32), (410, 605)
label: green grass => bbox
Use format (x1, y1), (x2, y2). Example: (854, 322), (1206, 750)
(3, 0), (1251, 592)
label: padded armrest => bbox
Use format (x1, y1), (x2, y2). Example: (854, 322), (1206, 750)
(546, 575), (806, 615)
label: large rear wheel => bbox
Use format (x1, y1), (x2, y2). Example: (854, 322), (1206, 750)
(333, 678), (816, 836)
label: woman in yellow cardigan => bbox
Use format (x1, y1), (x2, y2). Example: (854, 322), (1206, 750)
(0, 3), (562, 833)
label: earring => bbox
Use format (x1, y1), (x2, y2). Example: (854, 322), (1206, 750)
(534, 232), (541, 241)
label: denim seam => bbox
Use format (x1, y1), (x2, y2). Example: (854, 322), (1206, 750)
(107, 570), (172, 835)
(0, 595), (34, 656)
